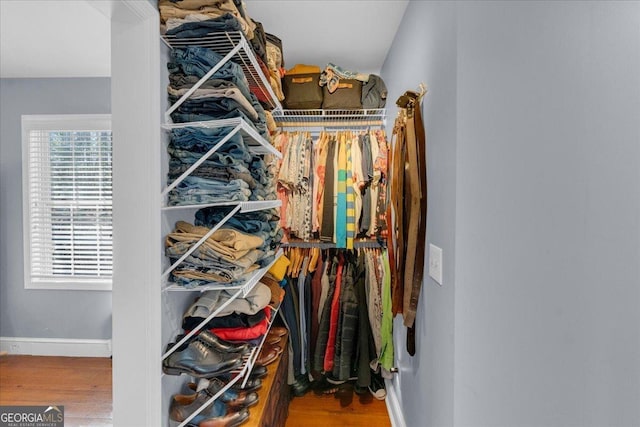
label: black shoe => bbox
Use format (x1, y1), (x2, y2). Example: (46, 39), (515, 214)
(163, 339), (243, 378)
(197, 330), (251, 355)
(249, 364), (268, 379)
(291, 374), (311, 397)
(369, 372), (386, 400)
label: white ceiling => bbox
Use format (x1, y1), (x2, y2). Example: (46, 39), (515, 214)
(244, 0), (408, 74)
(0, 0), (407, 78)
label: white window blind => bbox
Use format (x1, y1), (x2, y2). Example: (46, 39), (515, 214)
(22, 115), (112, 290)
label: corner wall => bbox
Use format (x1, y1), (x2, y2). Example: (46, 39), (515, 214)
(454, 2), (640, 425)
(381, 2), (458, 426)
(381, 1), (640, 426)
(0, 78), (113, 343)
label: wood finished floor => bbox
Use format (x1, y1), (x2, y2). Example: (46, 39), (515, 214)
(0, 355), (112, 426)
(0, 355), (390, 427)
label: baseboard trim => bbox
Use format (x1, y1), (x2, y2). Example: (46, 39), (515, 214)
(0, 337), (112, 357)
(385, 379), (406, 427)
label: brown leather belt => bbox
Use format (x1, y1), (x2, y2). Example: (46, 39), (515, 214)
(390, 117), (405, 315)
(391, 89), (427, 356)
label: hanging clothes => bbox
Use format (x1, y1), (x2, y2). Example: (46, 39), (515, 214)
(282, 246), (393, 392)
(273, 130), (391, 247)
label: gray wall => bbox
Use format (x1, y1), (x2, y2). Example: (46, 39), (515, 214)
(455, 2), (640, 426)
(0, 78), (112, 339)
(382, 1), (640, 426)
(381, 1), (457, 426)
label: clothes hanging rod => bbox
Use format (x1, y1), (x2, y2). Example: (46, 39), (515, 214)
(275, 120), (384, 128)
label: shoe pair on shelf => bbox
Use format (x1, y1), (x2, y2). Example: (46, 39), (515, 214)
(170, 391), (250, 427)
(217, 375), (262, 393)
(163, 330), (251, 378)
(187, 378), (259, 410)
(264, 326), (287, 345)
(255, 326), (287, 366)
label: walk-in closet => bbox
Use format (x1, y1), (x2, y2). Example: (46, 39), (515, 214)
(153, 1), (421, 425)
(99, 2), (640, 427)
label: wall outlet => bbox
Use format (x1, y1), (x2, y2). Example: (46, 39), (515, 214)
(9, 343), (22, 354)
(429, 244), (443, 286)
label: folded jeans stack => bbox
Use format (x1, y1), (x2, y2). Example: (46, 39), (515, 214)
(166, 221), (268, 287)
(168, 46), (269, 139)
(167, 126), (277, 205)
(195, 206), (284, 268)
(159, 0), (256, 40)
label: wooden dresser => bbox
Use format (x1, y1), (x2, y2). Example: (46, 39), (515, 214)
(245, 333), (290, 427)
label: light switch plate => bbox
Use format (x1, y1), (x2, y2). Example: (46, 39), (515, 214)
(429, 244), (443, 285)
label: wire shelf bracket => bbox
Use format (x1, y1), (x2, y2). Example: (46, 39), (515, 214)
(162, 31), (282, 113)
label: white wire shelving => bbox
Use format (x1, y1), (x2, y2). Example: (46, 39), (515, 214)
(170, 350), (253, 427)
(162, 117), (279, 157)
(161, 249), (283, 357)
(161, 118), (281, 208)
(161, 30), (282, 113)
(163, 248), (283, 294)
(272, 108), (386, 128)
(167, 301), (282, 427)
(160, 26), (286, 427)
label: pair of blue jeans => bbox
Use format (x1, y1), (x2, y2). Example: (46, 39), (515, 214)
(168, 144), (249, 169)
(165, 13), (242, 38)
(168, 46), (252, 101)
(167, 176), (250, 206)
(168, 159), (257, 189)
(171, 126), (251, 164)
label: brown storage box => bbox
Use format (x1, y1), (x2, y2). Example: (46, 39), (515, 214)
(321, 79), (363, 109)
(283, 73), (323, 109)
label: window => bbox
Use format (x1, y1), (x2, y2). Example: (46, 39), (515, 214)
(22, 115), (112, 290)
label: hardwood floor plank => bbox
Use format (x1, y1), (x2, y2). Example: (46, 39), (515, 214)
(0, 355), (391, 427)
(0, 355), (113, 423)
(286, 384), (391, 427)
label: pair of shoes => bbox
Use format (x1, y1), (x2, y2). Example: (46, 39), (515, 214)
(369, 372), (386, 400)
(171, 389), (251, 427)
(268, 326), (287, 337)
(170, 390), (227, 424)
(187, 379), (259, 409)
(182, 408), (250, 427)
(264, 326), (288, 345)
(163, 336), (243, 378)
(197, 330), (251, 356)
(256, 343), (282, 366)
(291, 374), (311, 397)
(249, 364), (268, 379)
(192, 409), (249, 427)
(218, 373), (263, 393)
(172, 331), (251, 356)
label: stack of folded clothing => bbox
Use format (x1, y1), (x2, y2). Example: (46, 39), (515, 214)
(166, 125), (278, 205)
(166, 221), (266, 287)
(182, 283), (272, 345)
(160, 0), (284, 109)
(167, 45), (269, 139)
(159, 0), (255, 40)
(195, 206), (283, 269)
(167, 126), (252, 206)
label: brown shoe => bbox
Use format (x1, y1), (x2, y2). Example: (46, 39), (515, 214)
(265, 335), (281, 345)
(256, 344), (282, 366)
(169, 391), (226, 423)
(268, 326), (287, 337)
(188, 379), (259, 409)
(197, 408), (250, 427)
